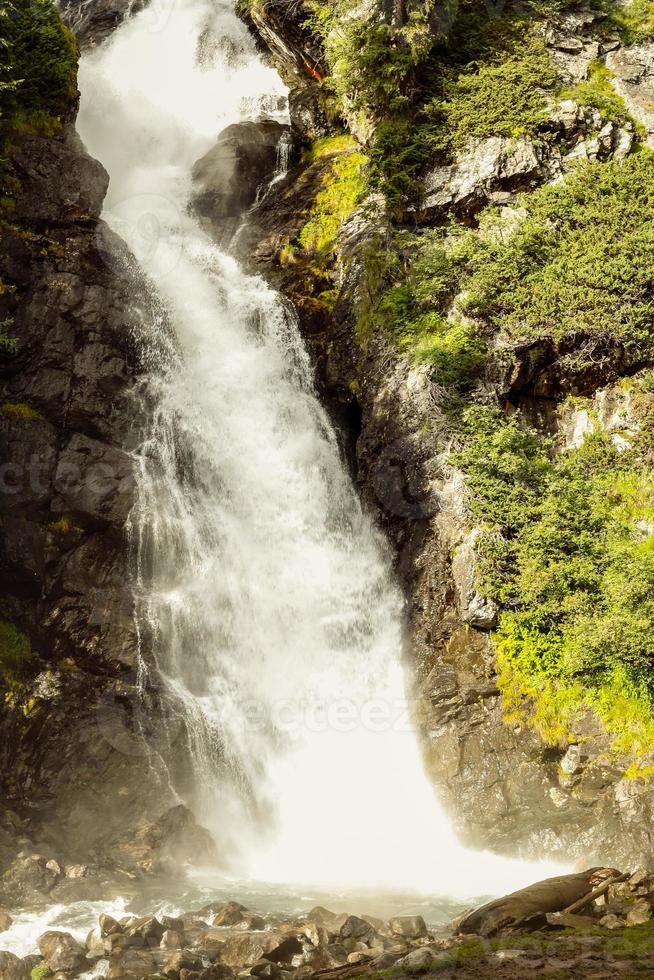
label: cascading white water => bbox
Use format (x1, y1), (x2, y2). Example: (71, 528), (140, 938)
(77, 0), (564, 898)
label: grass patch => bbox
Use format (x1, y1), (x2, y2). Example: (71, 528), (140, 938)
(560, 59), (631, 126)
(298, 144), (367, 255)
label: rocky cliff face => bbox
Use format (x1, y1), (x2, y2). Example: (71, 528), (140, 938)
(233, 1), (654, 867)
(0, 28), (213, 902)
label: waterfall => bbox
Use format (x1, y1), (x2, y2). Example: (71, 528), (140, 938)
(77, 0), (563, 897)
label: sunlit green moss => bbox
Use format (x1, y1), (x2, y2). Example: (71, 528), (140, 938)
(1, 401), (42, 420)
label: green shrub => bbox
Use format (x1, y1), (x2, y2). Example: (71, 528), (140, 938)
(361, 229), (485, 386)
(456, 153), (654, 351)
(455, 407), (654, 759)
(560, 59), (630, 125)
(610, 0), (654, 42)
(0, 0), (76, 119)
(424, 39), (557, 150)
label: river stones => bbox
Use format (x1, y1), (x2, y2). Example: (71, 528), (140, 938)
(388, 915), (427, 939)
(338, 916), (373, 942)
(0, 952), (29, 980)
(212, 902), (248, 927)
(37, 931), (87, 975)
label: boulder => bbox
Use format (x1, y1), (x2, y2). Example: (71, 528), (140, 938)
(0, 908), (12, 933)
(106, 948), (161, 978)
(220, 933), (284, 968)
(198, 967), (234, 980)
(250, 962), (284, 979)
(606, 43), (654, 147)
(296, 922), (329, 947)
(456, 869), (621, 937)
(338, 916), (373, 942)
(212, 902), (248, 927)
(163, 949), (203, 976)
(397, 947), (441, 974)
(599, 913), (624, 929)
(160, 930), (184, 949)
(388, 915), (428, 939)
(161, 916), (185, 934)
(0, 952), (29, 980)
(422, 136), (544, 219)
(191, 121), (293, 248)
(124, 916), (165, 945)
(86, 927), (105, 958)
(100, 913), (122, 936)
(241, 915), (266, 931)
(0, 854), (59, 906)
(37, 931), (87, 975)
(626, 899), (653, 926)
(305, 907), (338, 927)
(346, 951), (370, 964)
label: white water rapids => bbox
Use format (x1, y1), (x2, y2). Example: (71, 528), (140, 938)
(44, 0), (570, 920)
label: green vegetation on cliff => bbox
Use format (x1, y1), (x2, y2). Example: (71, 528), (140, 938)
(455, 408), (654, 758)
(303, 0), (567, 209)
(280, 136), (367, 310)
(360, 144), (654, 762)
(0, 620), (32, 692)
(458, 153), (654, 349)
(297, 137), (367, 256)
(367, 152), (654, 383)
(0, 0), (76, 152)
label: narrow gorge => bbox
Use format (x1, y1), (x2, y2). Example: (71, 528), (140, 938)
(3, 0), (654, 973)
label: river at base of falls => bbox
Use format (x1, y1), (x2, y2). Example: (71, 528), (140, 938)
(0, 877), (482, 959)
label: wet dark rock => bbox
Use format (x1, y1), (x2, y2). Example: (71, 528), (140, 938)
(59, 0), (146, 48)
(191, 121), (293, 249)
(0, 853), (59, 907)
(0, 91), (212, 891)
(242, 0), (329, 138)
